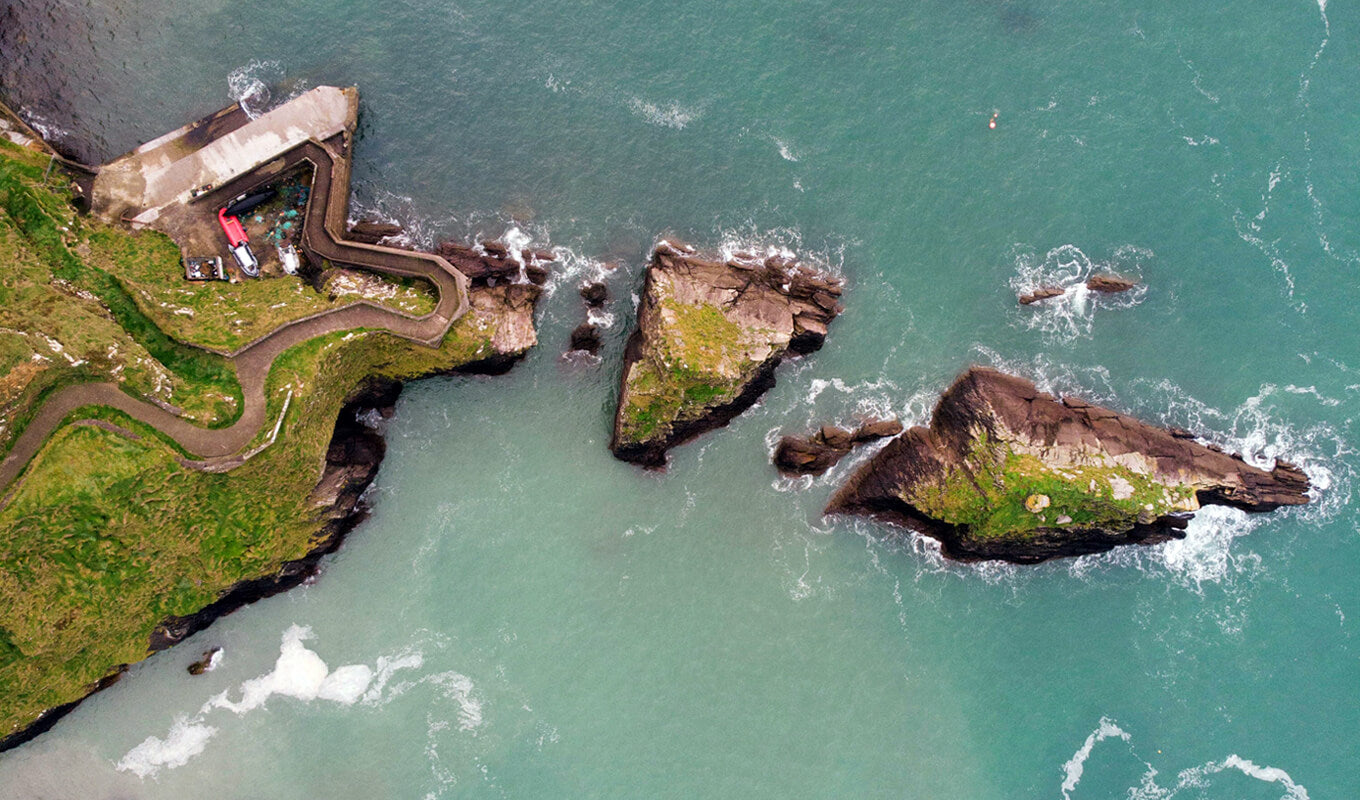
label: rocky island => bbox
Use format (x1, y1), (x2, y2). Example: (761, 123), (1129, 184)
(610, 242), (844, 467)
(827, 367), (1310, 563)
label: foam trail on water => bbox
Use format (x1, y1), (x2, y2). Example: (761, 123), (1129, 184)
(1060, 718), (1312, 799)
(116, 718), (218, 779)
(1061, 716), (1130, 800)
(628, 97), (701, 129)
(117, 626), (458, 778)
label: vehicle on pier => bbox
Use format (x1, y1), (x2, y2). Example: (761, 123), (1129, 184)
(217, 208), (259, 277)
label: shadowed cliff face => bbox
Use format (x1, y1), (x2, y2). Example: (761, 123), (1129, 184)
(610, 242), (844, 468)
(828, 367), (1311, 564)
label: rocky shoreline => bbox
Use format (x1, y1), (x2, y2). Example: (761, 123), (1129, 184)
(0, 278), (543, 754)
(827, 368), (1310, 564)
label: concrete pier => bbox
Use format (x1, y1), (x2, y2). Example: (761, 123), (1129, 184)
(92, 86), (355, 225)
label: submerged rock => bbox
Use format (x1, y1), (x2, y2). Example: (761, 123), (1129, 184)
(773, 418), (904, 476)
(610, 242), (844, 467)
(826, 367), (1310, 564)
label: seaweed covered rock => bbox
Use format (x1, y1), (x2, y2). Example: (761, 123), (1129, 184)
(610, 242), (844, 467)
(826, 367), (1310, 564)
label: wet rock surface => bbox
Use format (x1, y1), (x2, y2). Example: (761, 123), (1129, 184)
(580, 281), (609, 307)
(1086, 274), (1139, 294)
(610, 242), (844, 467)
(435, 240), (555, 286)
(1018, 286), (1066, 305)
(569, 322), (602, 355)
(347, 219), (403, 245)
(773, 419), (904, 476)
(827, 367), (1310, 564)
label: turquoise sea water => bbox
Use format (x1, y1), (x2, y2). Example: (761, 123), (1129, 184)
(2, 0), (1358, 796)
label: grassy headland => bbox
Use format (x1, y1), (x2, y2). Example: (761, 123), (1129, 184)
(0, 139), (517, 740)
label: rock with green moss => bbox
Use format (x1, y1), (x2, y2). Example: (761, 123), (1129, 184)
(827, 367), (1311, 563)
(611, 242), (843, 467)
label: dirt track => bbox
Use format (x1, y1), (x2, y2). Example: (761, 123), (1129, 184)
(0, 136), (471, 500)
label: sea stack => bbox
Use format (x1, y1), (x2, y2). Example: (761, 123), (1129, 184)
(610, 241), (844, 467)
(826, 367), (1310, 564)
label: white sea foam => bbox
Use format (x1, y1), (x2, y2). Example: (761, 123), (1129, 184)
(116, 717), (218, 779)
(628, 97), (701, 129)
(772, 136), (799, 162)
(429, 671), (484, 731)
(17, 110), (71, 143)
(1061, 716), (1130, 800)
(1157, 506), (1262, 589)
(118, 627), (474, 778)
(362, 650), (427, 705)
(1008, 243), (1149, 341)
(227, 60), (283, 119)
(204, 625), (356, 713)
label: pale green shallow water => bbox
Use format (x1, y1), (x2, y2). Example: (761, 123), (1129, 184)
(1, 1), (1359, 797)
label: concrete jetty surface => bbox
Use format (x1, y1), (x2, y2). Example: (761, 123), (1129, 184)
(92, 86), (353, 225)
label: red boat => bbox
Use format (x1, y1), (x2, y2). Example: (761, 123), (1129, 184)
(217, 208), (259, 277)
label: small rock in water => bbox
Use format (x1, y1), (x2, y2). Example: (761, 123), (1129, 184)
(1018, 286), (1066, 305)
(187, 647), (221, 676)
(773, 418), (904, 477)
(1086, 274), (1139, 294)
(569, 322), (602, 355)
(580, 282), (609, 307)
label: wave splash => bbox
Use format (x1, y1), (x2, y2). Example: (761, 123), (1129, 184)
(1009, 243), (1150, 341)
(227, 60), (285, 119)
(115, 625), (477, 779)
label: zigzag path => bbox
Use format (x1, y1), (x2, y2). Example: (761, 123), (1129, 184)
(0, 137), (472, 500)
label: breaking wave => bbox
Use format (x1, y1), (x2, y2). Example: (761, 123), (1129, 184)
(1009, 243), (1150, 342)
(227, 60), (284, 119)
(115, 625), (479, 779)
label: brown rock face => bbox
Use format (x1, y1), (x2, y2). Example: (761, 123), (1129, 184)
(827, 367), (1310, 564)
(569, 322), (602, 355)
(1086, 274), (1139, 293)
(580, 282), (609, 307)
(611, 242), (844, 467)
(773, 418), (904, 477)
(1018, 286), (1066, 305)
(347, 219), (404, 245)
(434, 240), (557, 286)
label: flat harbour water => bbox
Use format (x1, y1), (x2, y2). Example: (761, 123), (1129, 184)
(1, 0), (1358, 796)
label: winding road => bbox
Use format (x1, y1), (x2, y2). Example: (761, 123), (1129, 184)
(0, 136), (472, 501)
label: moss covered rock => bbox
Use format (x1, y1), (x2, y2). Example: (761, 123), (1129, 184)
(611, 242), (843, 467)
(827, 367), (1311, 563)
